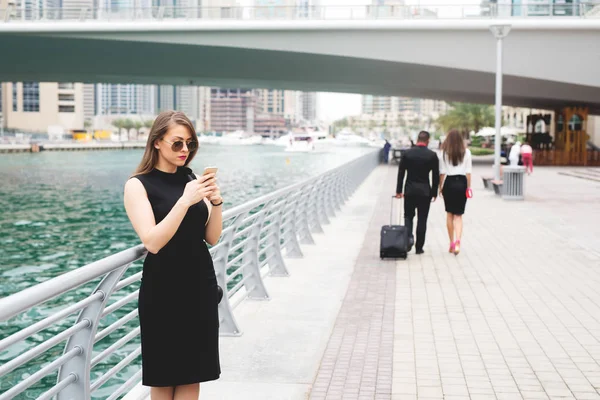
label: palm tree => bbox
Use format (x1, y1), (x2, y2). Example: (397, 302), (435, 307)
(112, 118), (126, 140)
(122, 119), (135, 141)
(134, 121), (143, 140)
(436, 102), (496, 138)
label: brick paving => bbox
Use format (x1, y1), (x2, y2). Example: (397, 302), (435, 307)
(310, 164), (600, 400)
(309, 166), (398, 400)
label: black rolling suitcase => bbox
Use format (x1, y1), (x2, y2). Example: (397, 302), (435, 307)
(380, 196), (410, 260)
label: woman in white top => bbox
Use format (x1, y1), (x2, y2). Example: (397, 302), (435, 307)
(439, 130), (472, 255)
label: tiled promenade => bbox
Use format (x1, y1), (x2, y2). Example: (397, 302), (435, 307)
(310, 165), (600, 400)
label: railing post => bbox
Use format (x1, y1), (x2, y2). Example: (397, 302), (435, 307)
(241, 201), (273, 300)
(281, 191), (303, 258)
(306, 180), (324, 234)
(213, 214), (245, 336)
(332, 171), (345, 210)
(323, 173), (337, 218)
(264, 199), (289, 277)
(315, 176), (331, 226)
(56, 265), (130, 400)
(296, 184), (315, 245)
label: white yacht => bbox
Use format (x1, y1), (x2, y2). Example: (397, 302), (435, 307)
(333, 129), (370, 147)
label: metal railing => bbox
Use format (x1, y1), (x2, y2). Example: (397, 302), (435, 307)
(0, 150), (379, 400)
(1, 3), (599, 23)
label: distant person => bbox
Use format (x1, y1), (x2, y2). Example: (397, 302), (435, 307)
(123, 111), (223, 400)
(383, 139), (391, 163)
(439, 129), (472, 255)
(521, 141), (533, 174)
(509, 141), (521, 166)
(395, 131), (439, 254)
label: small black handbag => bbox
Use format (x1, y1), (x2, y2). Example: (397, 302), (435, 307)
(216, 285), (223, 304)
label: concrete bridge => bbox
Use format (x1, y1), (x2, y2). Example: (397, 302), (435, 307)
(1, 7), (600, 112)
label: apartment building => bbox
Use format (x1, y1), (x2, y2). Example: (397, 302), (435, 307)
(1, 82), (85, 132)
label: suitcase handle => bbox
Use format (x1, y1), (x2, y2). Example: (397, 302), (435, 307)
(390, 195), (404, 226)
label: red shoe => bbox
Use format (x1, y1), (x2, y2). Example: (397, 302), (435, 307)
(449, 241), (455, 253)
(454, 240), (461, 255)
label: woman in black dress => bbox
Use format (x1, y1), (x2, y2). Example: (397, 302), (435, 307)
(124, 111), (223, 400)
(439, 129), (472, 255)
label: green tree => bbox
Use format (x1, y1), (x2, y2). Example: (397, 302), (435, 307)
(332, 117), (353, 134)
(122, 119), (135, 140)
(144, 119), (154, 130)
(436, 102), (496, 137)
(112, 118), (126, 139)
(134, 121), (144, 140)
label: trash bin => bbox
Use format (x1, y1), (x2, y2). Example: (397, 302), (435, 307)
(502, 166), (526, 200)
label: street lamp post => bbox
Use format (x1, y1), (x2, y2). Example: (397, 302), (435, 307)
(490, 25), (511, 182)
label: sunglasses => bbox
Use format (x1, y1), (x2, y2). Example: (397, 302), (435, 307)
(162, 138), (198, 152)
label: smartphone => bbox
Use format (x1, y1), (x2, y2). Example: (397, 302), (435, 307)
(203, 166), (218, 175)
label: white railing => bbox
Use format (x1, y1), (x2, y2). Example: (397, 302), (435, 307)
(0, 150), (379, 400)
(0, 2), (599, 23)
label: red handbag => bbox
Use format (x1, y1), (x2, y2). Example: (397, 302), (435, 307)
(466, 188), (473, 199)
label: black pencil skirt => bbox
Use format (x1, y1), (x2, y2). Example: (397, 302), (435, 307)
(442, 175), (468, 215)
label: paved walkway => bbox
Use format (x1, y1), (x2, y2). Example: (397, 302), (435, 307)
(311, 165), (600, 400)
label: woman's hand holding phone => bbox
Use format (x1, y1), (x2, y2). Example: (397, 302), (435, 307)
(180, 173), (217, 208)
(203, 167), (222, 205)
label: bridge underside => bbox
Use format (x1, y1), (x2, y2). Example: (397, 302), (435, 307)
(2, 33), (600, 113)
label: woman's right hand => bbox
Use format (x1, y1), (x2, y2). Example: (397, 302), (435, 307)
(179, 173), (217, 207)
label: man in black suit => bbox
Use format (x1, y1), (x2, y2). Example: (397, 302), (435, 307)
(395, 131), (439, 254)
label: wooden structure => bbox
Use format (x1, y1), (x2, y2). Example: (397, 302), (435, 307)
(530, 107), (600, 166)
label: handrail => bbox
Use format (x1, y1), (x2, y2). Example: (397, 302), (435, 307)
(0, 245), (147, 322)
(0, 150), (379, 399)
(0, 3), (599, 23)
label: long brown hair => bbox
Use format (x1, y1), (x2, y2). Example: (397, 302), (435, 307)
(441, 129), (466, 166)
(133, 110), (199, 175)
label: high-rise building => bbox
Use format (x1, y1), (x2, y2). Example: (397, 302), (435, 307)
(361, 94), (448, 120)
(481, 0), (583, 17)
(301, 92), (317, 121)
(96, 83), (154, 116)
(82, 84), (96, 122)
(369, 0), (405, 18)
(154, 86), (211, 130)
(10, 0), (60, 20)
(362, 95), (396, 114)
(253, 0), (296, 19)
(284, 91), (302, 124)
(61, 0), (96, 19)
(397, 97), (420, 113)
(257, 89), (285, 115)
(1, 82), (85, 132)
(209, 88), (258, 133)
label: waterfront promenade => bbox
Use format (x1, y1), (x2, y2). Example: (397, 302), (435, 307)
(122, 163), (600, 400)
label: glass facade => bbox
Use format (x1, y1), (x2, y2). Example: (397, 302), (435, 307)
(22, 82), (40, 112)
(12, 83), (18, 112)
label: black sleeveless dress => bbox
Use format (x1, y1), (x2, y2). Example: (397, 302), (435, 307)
(133, 166), (221, 387)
